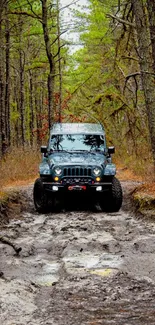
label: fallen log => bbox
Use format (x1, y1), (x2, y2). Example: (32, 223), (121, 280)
(0, 235), (22, 255)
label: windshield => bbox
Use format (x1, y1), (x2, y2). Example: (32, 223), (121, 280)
(50, 134), (105, 152)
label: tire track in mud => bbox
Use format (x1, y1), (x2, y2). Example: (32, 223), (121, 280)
(1, 182), (155, 325)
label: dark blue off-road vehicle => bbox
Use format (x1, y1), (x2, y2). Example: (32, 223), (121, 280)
(33, 123), (122, 212)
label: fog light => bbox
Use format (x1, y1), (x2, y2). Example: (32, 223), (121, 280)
(54, 177), (59, 182)
(96, 186), (102, 191)
(96, 177), (101, 182)
(52, 186), (59, 191)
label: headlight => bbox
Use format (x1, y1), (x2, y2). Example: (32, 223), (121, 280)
(54, 166), (62, 176)
(93, 167), (101, 176)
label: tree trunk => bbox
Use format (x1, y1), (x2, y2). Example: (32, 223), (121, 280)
(19, 49), (25, 146)
(5, 5), (10, 147)
(132, 0), (155, 171)
(29, 70), (34, 146)
(13, 73), (20, 147)
(35, 83), (43, 146)
(0, 11), (6, 156)
(36, 98), (41, 146)
(41, 0), (55, 129)
(57, 0), (62, 122)
(147, 0), (155, 72)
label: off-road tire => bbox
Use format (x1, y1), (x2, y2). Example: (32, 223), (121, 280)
(100, 177), (123, 212)
(33, 178), (49, 213)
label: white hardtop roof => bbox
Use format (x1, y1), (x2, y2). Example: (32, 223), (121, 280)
(50, 123), (105, 135)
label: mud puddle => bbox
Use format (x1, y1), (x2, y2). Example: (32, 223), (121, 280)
(1, 182), (155, 324)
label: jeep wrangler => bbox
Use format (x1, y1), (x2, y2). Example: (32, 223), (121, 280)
(33, 123), (123, 212)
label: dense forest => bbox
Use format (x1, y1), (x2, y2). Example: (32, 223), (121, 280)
(0, 0), (155, 174)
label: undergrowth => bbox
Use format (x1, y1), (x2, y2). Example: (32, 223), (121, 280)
(114, 151), (154, 182)
(0, 147), (41, 189)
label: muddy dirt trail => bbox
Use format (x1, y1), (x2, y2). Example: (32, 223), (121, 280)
(1, 181), (155, 325)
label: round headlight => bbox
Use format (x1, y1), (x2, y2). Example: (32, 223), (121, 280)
(93, 167), (101, 176)
(54, 166), (62, 176)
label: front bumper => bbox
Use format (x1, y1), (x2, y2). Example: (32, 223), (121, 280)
(43, 181), (112, 193)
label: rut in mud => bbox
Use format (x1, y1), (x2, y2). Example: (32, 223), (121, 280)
(1, 181), (155, 325)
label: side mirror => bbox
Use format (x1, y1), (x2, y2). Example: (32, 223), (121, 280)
(41, 146), (47, 154)
(108, 146), (115, 154)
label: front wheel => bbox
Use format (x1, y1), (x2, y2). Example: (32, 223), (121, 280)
(100, 177), (123, 212)
(33, 178), (49, 213)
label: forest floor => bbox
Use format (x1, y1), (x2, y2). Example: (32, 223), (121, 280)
(0, 179), (155, 324)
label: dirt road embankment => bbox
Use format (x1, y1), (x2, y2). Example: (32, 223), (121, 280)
(0, 187), (30, 225)
(132, 184), (155, 219)
(0, 181), (155, 325)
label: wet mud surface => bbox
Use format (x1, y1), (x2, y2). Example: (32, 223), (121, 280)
(1, 181), (155, 324)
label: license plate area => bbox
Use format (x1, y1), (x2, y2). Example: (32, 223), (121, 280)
(68, 185), (86, 191)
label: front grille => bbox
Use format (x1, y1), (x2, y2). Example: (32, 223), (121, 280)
(62, 177), (92, 185)
(63, 167), (91, 177)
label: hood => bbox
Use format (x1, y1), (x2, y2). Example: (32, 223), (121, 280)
(48, 152), (106, 167)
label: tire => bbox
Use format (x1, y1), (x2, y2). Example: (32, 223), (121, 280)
(33, 178), (49, 213)
(100, 177), (123, 212)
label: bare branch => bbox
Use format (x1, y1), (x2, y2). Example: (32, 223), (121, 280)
(106, 13), (135, 28)
(123, 72), (140, 95)
(54, 44), (66, 59)
(110, 103), (127, 118)
(116, 0), (121, 15)
(26, 0), (42, 21)
(125, 71), (155, 83)
(55, 56), (63, 63)
(71, 75), (93, 96)
(51, 30), (68, 47)
(126, 72), (141, 80)
(121, 56), (139, 61)
(60, 0), (80, 12)
(0, 235), (22, 255)
(10, 10), (42, 22)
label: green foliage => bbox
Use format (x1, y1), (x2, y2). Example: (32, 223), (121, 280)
(0, 0), (152, 171)
(10, 103), (20, 122)
(64, 0), (150, 160)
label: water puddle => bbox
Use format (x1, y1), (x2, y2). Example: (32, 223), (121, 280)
(27, 252), (122, 286)
(63, 252), (122, 276)
(89, 268), (118, 277)
(36, 274), (59, 286)
(30, 260), (60, 286)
